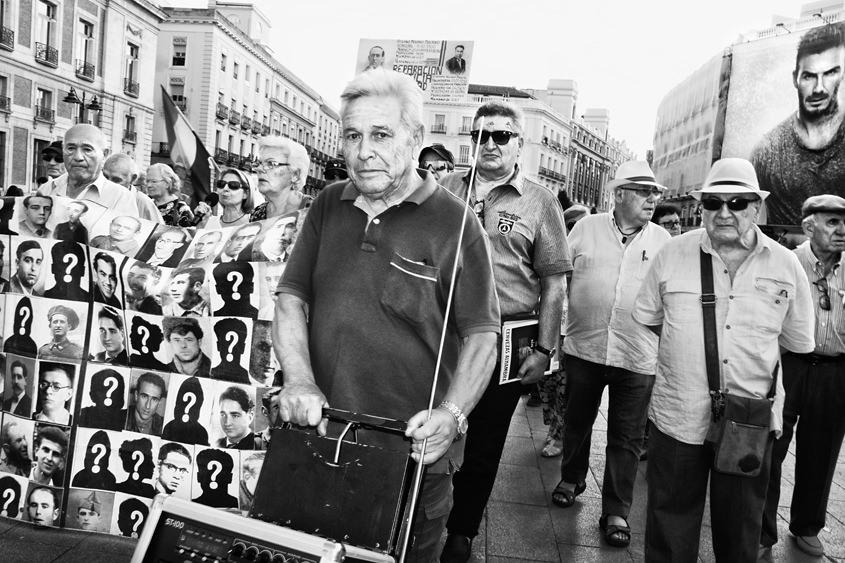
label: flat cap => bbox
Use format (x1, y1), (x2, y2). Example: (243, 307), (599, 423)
(802, 194), (845, 218)
(47, 305), (79, 331)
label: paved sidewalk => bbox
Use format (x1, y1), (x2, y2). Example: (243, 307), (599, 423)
(3, 391), (845, 562)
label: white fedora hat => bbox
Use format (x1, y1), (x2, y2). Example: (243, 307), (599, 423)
(691, 157), (769, 201)
(606, 160), (664, 191)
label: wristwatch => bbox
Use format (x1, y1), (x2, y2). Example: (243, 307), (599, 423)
(533, 343), (556, 359)
(438, 400), (469, 440)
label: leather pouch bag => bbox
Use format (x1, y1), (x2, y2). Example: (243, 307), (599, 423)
(704, 393), (771, 478)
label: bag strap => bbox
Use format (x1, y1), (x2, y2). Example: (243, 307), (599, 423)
(699, 250), (720, 393)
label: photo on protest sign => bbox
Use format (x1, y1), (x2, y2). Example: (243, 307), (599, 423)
(70, 427), (122, 492)
(208, 262), (257, 318)
(30, 422), (70, 487)
(110, 491), (151, 538)
(178, 228), (227, 268)
(154, 441), (195, 500)
(257, 262), (285, 321)
(239, 450), (266, 513)
(160, 316), (214, 378)
(112, 432), (158, 499)
(6, 238), (49, 298)
(209, 381), (257, 449)
(135, 225), (194, 268)
(0, 198), (17, 235)
(160, 266), (211, 317)
(76, 365), (131, 431)
(248, 320), (280, 387)
(161, 374), (214, 447)
(0, 472), (28, 520)
(88, 213), (156, 260)
(50, 197), (99, 246)
(4, 355), (36, 417)
(89, 249), (127, 309)
(32, 298), (88, 363)
(0, 413), (35, 478)
(357, 38), (474, 102)
(191, 445), (239, 510)
(209, 317), (253, 384)
(247, 211), (302, 263)
(126, 311), (171, 372)
(125, 369), (171, 437)
(23, 482), (63, 527)
(213, 222), (262, 263)
(87, 304), (130, 367)
(3, 295), (38, 357)
(65, 487), (115, 533)
(34, 361), (79, 427)
(122, 259), (165, 315)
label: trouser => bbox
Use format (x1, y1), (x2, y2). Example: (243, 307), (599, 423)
(407, 470), (454, 563)
(559, 355), (654, 517)
(446, 369), (523, 538)
(760, 352), (845, 546)
(645, 424), (773, 563)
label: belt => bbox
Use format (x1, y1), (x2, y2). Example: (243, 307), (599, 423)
(789, 352), (845, 364)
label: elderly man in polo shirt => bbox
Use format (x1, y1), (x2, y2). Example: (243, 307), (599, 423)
(38, 124), (139, 216)
(760, 194), (845, 558)
(550, 161), (670, 549)
(633, 158), (815, 562)
(273, 69), (500, 563)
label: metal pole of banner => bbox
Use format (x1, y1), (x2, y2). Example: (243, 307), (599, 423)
(397, 132), (484, 563)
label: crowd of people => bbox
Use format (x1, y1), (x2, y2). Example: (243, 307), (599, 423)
(1, 58), (843, 562)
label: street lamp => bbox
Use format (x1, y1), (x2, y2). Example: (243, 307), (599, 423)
(63, 87), (101, 123)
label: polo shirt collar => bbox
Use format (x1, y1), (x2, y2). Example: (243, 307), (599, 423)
(459, 165), (524, 195)
(340, 169), (438, 205)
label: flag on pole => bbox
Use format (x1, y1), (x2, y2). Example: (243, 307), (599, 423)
(161, 85), (216, 201)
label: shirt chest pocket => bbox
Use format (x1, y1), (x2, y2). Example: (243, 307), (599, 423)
(662, 279), (701, 326)
(380, 253), (440, 325)
(751, 277), (792, 335)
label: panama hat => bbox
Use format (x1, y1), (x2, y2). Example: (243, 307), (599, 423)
(691, 158), (769, 201)
(605, 160), (664, 191)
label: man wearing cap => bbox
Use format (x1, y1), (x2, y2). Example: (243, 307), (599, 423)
(74, 491), (104, 531)
(37, 305), (83, 361)
(632, 158), (815, 561)
(54, 200), (89, 244)
(38, 124), (139, 216)
(760, 194), (845, 558)
(41, 141), (65, 180)
(418, 144), (455, 181)
(751, 23), (845, 226)
(323, 158), (348, 183)
(551, 161), (670, 548)
(439, 100), (569, 563)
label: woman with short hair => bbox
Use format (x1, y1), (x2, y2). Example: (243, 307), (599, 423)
(146, 163), (194, 227)
(250, 137), (312, 222)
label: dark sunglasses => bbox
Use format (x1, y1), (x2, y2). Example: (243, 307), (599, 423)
(700, 197), (755, 212)
(43, 155), (63, 163)
(216, 180), (246, 191)
(815, 278), (831, 311)
(325, 171), (348, 181)
(424, 162), (452, 173)
(470, 130), (519, 146)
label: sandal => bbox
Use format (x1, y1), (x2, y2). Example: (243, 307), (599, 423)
(599, 514), (631, 548)
(551, 479), (586, 508)
(541, 438), (563, 458)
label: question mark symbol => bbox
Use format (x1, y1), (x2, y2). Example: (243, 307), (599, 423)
(130, 509), (144, 537)
(1, 489), (15, 517)
(137, 325), (150, 354)
(63, 253), (79, 283)
(227, 271), (243, 301)
(91, 443), (107, 474)
(181, 391), (197, 423)
(131, 450), (144, 481)
(207, 460), (222, 490)
(18, 306), (31, 336)
(225, 331), (239, 362)
(103, 376), (119, 407)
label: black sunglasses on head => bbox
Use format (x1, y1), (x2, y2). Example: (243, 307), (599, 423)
(470, 130), (519, 146)
(700, 197), (756, 212)
(216, 180), (246, 191)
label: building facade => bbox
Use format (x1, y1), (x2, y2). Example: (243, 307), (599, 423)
(0, 0), (164, 191)
(153, 2), (340, 196)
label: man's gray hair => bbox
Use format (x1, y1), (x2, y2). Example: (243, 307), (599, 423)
(340, 69), (424, 137)
(473, 101), (525, 136)
(104, 153), (138, 176)
(257, 137), (310, 191)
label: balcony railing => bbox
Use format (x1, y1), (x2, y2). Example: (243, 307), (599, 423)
(262, 125), (270, 136)
(216, 103), (229, 120)
(431, 123), (447, 134)
(0, 96), (9, 113)
(214, 148), (229, 163)
(227, 154), (240, 167)
(159, 142), (170, 155)
(0, 26), (13, 51)
(172, 96), (187, 111)
(251, 120), (262, 134)
(124, 78), (139, 97)
(240, 155), (255, 171)
(123, 130), (137, 144)
(34, 104), (55, 123)
(240, 115), (251, 130)
(35, 42), (58, 67)
(76, 60), (95, 81)
(459, 126), (472, 135)
(228, 109), (240, 125)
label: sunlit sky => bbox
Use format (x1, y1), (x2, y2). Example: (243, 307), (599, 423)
(163, 0), (816, 158)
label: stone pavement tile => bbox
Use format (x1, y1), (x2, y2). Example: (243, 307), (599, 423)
(828, 498), (845, 526)
(490, 463), (547, 507)
(500, 435), (540, 467)
(556, 544), (633, 562)
(486, 501), (558, 562)
(508, 418), (533, 440)
(549, 494), (603, 547)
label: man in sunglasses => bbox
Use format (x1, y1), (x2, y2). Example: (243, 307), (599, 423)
(439, 101), (570, 563)
(273, 69), (499, 563)
(41, 141), (65, 180)
(759, 194), (845, 558)
(418, 143), (454, 181)
(323, 158), (348, 183)
(633, 158), (815, 562)
(752, 23), (845, 226)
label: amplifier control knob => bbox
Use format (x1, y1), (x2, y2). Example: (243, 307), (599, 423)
(257, 551), (272, 563)
(229, 543), (246, 558)
(271, 554), (285, 563)
(245, 546), (259, 561)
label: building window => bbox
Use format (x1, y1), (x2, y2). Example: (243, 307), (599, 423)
(459, 145), (470, 165)
(37, 1), (57, 48)
(123, 113), (136, 144)
(220, 53), (227, 71)
(265, 79), (270, 98)
(35, 87), (53, 122)
(76, 20), (95, 78)
(233, 62), (239, 79)
(172, 37), (186, 66)
(255, 71), (260, 93)
(124, 43), (140, 96)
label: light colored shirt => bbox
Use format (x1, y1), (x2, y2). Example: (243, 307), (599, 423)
(793, 241), (845, 356)
(563, 213), (671, 374)
(39, 173), (139, 216)
(632, 227), (815, 445)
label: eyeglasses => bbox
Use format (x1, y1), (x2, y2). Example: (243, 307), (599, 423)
(161, 462), (190, 475)
(39, 381), (71, 392)
(216, 180), (246, 191)
(258, 160), (290, 172)
(700, 197), (755, 212)
(423, 162), (452, 173)
(43, 155), (63, 164)
(816, 278), (831, 311)
(470, 130), (519, 146)
(659, 220), (681, 228)
(621, 187), (663, 199)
